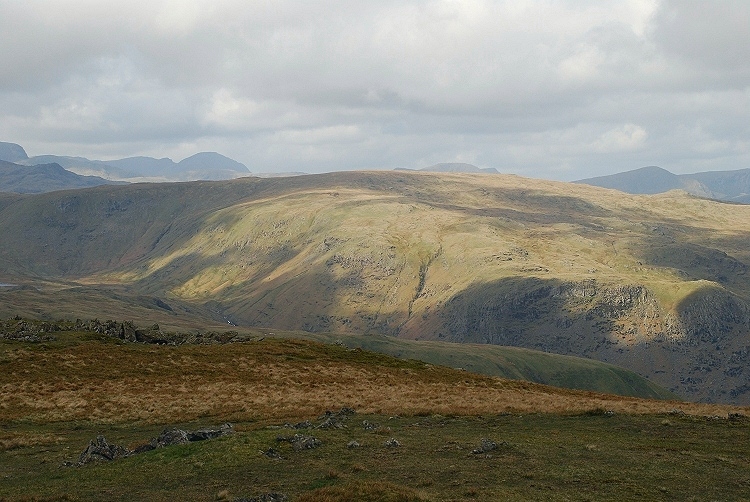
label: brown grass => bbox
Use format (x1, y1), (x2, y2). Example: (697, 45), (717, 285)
(296, 481), (430, 502)
(0, 335), (745, 425)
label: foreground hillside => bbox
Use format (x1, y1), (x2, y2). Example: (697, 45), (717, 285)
(1, 171), (749, 403)
(0, 326), (747, 501)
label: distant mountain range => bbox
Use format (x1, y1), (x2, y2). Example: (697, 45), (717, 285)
(576, 165), (750, 204)
(0, 141), (251, 188)
(396, 162), (500, 174)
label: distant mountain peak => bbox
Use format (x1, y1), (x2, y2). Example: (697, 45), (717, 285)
(0, 142), (29, 163)
(575, 165), (750, 203)
(0, 160), (124, 193)
(177, 152), (250, 178)
(575, 165), (680, 195)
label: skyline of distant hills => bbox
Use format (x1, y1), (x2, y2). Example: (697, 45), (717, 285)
(0, 159), (125, 193)
(576, 165), (750, 204)
(0, 141), (251, 184)
(395, 162), (500, 174)
(2, 140), (749, 202)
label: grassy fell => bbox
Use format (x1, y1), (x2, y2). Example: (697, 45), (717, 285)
(2, 171), (750, 403)
(0, 326), (694, 425)
(1, 325), (749, 500)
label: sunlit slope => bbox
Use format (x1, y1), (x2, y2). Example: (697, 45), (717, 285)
(1, 171), (749, 403)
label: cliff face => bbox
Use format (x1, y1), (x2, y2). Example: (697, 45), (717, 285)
(423, 278), (750, 403)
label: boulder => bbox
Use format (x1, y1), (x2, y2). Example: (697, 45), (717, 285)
(76, 435), (129, 465)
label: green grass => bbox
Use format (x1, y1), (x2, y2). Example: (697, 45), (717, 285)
(1, 413), (748, 501)
(282, 331), (677, 400)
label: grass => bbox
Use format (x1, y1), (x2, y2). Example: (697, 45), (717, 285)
(1, 325), (749, 500)
(2, 412), (749, 500)
(0, 323), (733, 426)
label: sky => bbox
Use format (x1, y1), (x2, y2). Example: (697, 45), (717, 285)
(1, 0), (749, 181)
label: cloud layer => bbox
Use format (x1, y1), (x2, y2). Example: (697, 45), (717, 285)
(1, 0), (748, 179)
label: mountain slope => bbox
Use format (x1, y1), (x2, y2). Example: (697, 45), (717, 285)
(0, 171), (749, 403)
(576, 165), (750, 202)
(0, 160), (125, 193)
(576, 166), (685, 194)
(0, 141), (29, 162)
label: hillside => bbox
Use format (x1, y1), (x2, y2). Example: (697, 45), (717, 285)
(1, 323), (746, 501)
(1, 171), (749, 403)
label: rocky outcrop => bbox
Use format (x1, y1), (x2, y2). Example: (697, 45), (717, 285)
(434, 278), (750, 404)
(76, 435), (129, 466)
(276, 434), (322, 451)
(234, 494), (288, 502)
(75, 424), (233, 466)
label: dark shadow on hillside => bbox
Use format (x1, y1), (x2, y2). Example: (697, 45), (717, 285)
(637, 240), (750, 291)
(427, 275), (750, 405)
(669, 286), (750, 403)
(429, 276), (620, 350)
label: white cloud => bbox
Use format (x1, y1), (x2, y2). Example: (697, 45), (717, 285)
(592, 124), (648, 153)
(0, 0), (748, 180)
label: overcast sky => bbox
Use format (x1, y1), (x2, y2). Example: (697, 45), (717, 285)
(1, 1), (748, 180)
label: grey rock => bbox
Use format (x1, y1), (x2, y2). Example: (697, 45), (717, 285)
(188, 423), (233, 441)
(472, 438), (497, 454)
(76, 435), (129, 465)
(277, 433), (322, 451)
(362, 420), (379, 430)
(152, 428), (190, 448)
(383, 438), (401, 448)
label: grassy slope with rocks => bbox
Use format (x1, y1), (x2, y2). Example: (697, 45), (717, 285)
(0, 325), (747, 501)
(1, 171), (749, 403)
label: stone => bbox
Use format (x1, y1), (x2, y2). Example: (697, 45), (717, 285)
(317, 407), (355, 429)
(383, 438), (401, 448)
(362, 420), (379, 430)
(152, 428), (190, 448)
(188, 423), (234, 441)
(277, 433), (322, 451)
(76, 435), (129, 466)
(472, 438), (497, 454)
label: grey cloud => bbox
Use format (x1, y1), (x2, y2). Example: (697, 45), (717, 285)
(0, 0), (748, 180)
